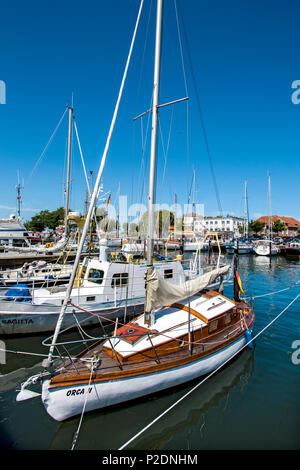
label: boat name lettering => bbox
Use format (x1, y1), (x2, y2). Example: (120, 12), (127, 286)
(1, 319), (34, 324)
(66, 387), (93, 397)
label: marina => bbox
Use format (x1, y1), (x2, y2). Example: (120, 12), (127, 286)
(0, 0), (299, 455)
(0, 253), (299, 450)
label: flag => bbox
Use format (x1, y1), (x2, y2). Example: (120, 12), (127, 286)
(106, 195), (111, 208)
(235, 270), (244, 295)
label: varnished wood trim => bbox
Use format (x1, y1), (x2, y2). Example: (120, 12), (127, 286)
(170, 302), (209, 323)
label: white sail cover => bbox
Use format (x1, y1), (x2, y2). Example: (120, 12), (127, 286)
(145, 264), (230, 312)
(8, 236), (69, 254)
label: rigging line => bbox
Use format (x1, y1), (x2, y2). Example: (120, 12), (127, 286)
(73, 118), (101, 234)
(25, 107), (68, 187)
(136, 95), (153, 225)
(131, 0), (153, 212)
(73, 119), (90, 194)
(71, 364), (95, 450)
(174, 0), (188, 96)
(158, 106), (175, 204)
(119, 290), (300, 450)
(174, 0), (190, 201)
(177, 1), (223, 216)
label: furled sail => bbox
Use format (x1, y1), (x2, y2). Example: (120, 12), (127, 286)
(8, 236), (69, 254)
(145, 264), (230, 312)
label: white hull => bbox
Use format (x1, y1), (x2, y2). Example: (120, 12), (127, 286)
(0, 298), (144, 335)
(183, 242), (209, 252)
(253, 243), (279, 256)
(226, 244), (252, 254)
(121, 243), (144, 254)
(42, 335), (247, 421)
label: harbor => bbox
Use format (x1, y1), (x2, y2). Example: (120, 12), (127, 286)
(0, 252), (299, 450)
(0, 0), (300, 456)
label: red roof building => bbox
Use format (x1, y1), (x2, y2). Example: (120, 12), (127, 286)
(256, 216), (300, 236)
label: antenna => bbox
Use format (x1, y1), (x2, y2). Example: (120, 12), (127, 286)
(16, 169), (23, 218)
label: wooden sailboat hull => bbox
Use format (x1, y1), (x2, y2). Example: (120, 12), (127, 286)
(41, 333), (251, 422)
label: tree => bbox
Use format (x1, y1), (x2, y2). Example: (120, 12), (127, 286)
(138, 210), (175, 237)
(24, 207), (65, 232)
(249, 220), (265, 234)
(24, 215), (46, 232)
(238, 223), (245, 235)
(272, 219), (286, 234)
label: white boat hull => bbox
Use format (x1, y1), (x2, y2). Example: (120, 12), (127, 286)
(183, 242), (209, 252)
(253, 244), (279, 256)
(42, 334), (248, 421)
(226, 245), (252, 254)
(0, 298), (144, 335)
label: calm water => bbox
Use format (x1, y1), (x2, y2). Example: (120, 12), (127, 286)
(0, 253), (299, 450)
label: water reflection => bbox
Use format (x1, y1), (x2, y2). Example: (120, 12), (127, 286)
(49, 349), (255, 450)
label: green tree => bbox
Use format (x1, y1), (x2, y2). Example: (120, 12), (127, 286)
(138, 210), (174, 237)
(249, 220), (265, 234)
(24, 214), (46, 232)
(272, 219), (286, 234)
(24, 207), (65, 231)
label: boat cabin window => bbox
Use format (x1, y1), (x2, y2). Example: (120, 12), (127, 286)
(12, 239), (27, 247)
(208, 319), (218, 333)
(164, 269), (173, 279)
(87, 268), (104, 284)
(0, 239), (9, 246)
(111, 273), (129, 288)
(224, 313), (231, 325)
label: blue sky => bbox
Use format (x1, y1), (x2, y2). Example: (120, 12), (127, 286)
(0, 0), (300, 225)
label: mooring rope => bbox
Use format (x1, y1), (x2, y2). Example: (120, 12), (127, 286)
(243, 279), (300, 301)
(71, 363), (95, 450)
(118, 290), (300, 450)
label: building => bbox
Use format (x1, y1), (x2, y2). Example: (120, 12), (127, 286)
(183, 213), (200, 231)
(197, 216), (246, 236)
(182, 214), (245, 237)
(256, 216), (300, 236)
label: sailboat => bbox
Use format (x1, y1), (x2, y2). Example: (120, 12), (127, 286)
(16, 0), (254, 421)
(253, 173), (279, 256)
(226, 180), (253, 254)
(183, 169), (209, 252)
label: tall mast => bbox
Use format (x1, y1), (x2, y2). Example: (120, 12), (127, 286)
(192, 168), (195, 231)
(146, 0), (163, 267)
(268, 172), (272, 240)
(243, 179), (248, 239)
(43, 0), (144, 368)
(117, 181), (120, 238)
(16, 170), (22, 218)
(64, 105), (73, 235)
